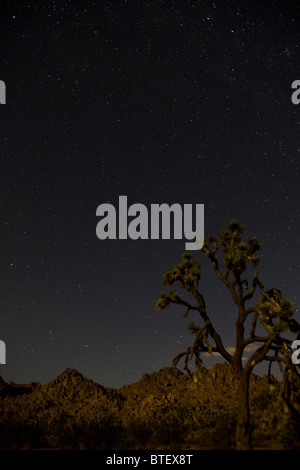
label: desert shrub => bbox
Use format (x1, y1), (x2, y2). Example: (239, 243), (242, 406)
(147, 416), (188, 449)
(185, 416), (236, 450)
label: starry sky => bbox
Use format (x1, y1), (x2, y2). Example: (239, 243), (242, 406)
(0, 0), (299, 388)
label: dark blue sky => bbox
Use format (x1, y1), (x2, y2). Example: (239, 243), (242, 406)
(0, 0), (299, 387)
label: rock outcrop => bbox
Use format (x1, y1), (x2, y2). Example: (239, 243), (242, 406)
(0, 363), (297, 449)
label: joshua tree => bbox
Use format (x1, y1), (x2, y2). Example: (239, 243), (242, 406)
(156, 220), (300, 449)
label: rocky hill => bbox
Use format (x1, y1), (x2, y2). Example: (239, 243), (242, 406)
(0, 363), (299, 450)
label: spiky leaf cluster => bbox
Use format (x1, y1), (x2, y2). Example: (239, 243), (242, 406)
(188, 321), (200, 335)
(218, 220), (261, 272)
(162, 252), (201, 288)
(279, 298), (294, 321)
(257, 293), (295, 335)
(155, 290), (181, 310)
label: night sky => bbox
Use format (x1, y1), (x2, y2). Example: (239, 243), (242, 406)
(0, 0), (299, 388)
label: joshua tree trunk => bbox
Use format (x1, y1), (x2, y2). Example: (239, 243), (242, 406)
(235, 371), (252, 450)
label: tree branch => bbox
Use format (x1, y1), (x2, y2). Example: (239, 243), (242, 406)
(243, 270), (264, 303)
(244, 335), (275, 374)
